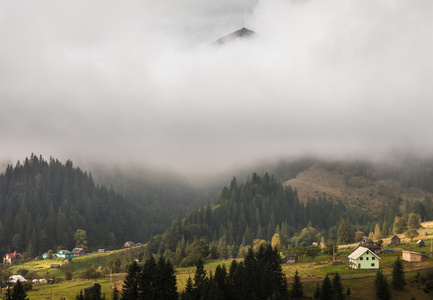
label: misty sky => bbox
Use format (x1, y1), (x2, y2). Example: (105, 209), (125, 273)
(1, 0), (432, 177)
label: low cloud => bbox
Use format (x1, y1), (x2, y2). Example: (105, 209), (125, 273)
(0, 0), (431, 177)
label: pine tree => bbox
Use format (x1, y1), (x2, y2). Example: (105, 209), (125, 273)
(337, 219), (350, 245)
(111, 286), (120, 300)
(320, 275), (334, 300)
(313, 282), (320, 300)
(290, 270), (303, 298)
(392, 256), (405, 289)
(121, 261), (141, 300)
(375, 270), (391, 300)
(332, 272), (345, 300)
(180, 276), (194, 300)
(11, 280), (28, 300)
(373, 223), (382, 240)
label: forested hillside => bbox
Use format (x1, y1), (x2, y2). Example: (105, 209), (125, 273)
(149, 173), (375, 261)
(0, 155), (173, 256)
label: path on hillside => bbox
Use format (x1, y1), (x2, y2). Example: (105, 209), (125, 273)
(300, 264), (433, 283)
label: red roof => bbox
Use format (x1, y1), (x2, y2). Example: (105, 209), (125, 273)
(5, 251), (23, 259)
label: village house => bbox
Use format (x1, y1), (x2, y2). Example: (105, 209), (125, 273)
(354, 237), (381, 254)
(50, 264), (60, 269)
(282, 253), (298, 263)
(417, 240), (425, 247)
(123, 241), (136, 248)
(402, 250), (423, 262)
(8, 275), (26, 284)
(72, 248), (86, 257)
(54, 250), (74, 259)
(390, 235), (401, 246)
(348, 246), (380, 270)
(3, 251), (23, 266)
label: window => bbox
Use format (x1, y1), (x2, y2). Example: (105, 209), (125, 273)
(371, 263), (375, 267)
(360, 257), (363, 260)
(372, 257), (375, 260)
(366, 257), (369, 260)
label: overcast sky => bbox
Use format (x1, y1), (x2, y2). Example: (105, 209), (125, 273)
(1, 0), (432, 177)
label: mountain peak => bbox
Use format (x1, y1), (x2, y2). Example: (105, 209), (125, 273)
(212, 27), (256, 45)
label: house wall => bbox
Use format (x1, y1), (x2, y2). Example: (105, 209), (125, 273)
(349, 251), (379, 270)
(402, 251), (422, 262)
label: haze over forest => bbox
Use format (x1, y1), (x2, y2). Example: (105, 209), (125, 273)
(1, 0), (432, 179)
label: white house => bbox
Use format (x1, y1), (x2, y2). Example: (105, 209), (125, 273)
(8, 275), (26, 284)
(348, 246), (380, 270)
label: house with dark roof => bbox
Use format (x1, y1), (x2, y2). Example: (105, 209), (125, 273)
(348, 247), (380, 270)
(3, 251), (23, 266)
(282, 253), (298, 263)
(390, 235), (401, 246)
(123, 241), (136, 248)
(417, 240), (425, 247)
(72, 248), (86, 257)
(354, 237), (381, 254)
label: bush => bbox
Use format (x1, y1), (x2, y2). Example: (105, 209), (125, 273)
(17, 269), (29, 277)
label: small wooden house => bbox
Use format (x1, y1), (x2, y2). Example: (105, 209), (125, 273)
(390, 235), (401, 246)
(50, 264), (60, 269)
(402, 250), (422, 262)
(348, 247), (380, 270)
(123, 241), (136, 248)
(72, 248), (86, 257)
(282, 253), (298, 263)
(417, 240), (425, 247)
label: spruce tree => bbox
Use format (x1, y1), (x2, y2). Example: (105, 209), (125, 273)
(313, 282), (320, 300)
(375, 270), (391, 300)
(332, 272), (345, 300)
(121, 261), (141, 300)
(392, 256), (405, 289)
(320, 275), (334, 300)
(337, 219), (350, 245)
(290, 270), (303, 298)
(11, 280), (28, 300)
(111, 286), (120, 300)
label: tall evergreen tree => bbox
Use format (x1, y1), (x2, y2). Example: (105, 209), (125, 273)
(11, 280), (28, 300)
(121, 261), (141, 300)
(337, 219), (350, 245)
(392, 256), (405, 289)
(375, 270), (391, 300)
(290, 270), (303, 298)
(320, 275), (334, 300)
(332, 272), (345, 300)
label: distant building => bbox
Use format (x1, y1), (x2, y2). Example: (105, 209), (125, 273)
(123, 241), (136, 248)
(417, 240), (425, 247)
(54, 250), (74, 259)
(402, 250), (422, 262)
(390, 235), (401, 246)
(72, 248), (86, 257)
(8, 275), (26, 284)
(354, 237), (381, 254)
(98, 249), (105, 253)
(348, 246), (380, 270)
(3, 251), (23, 266)
(282, 253), (298, 264)
(50, 264), (60, 269)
